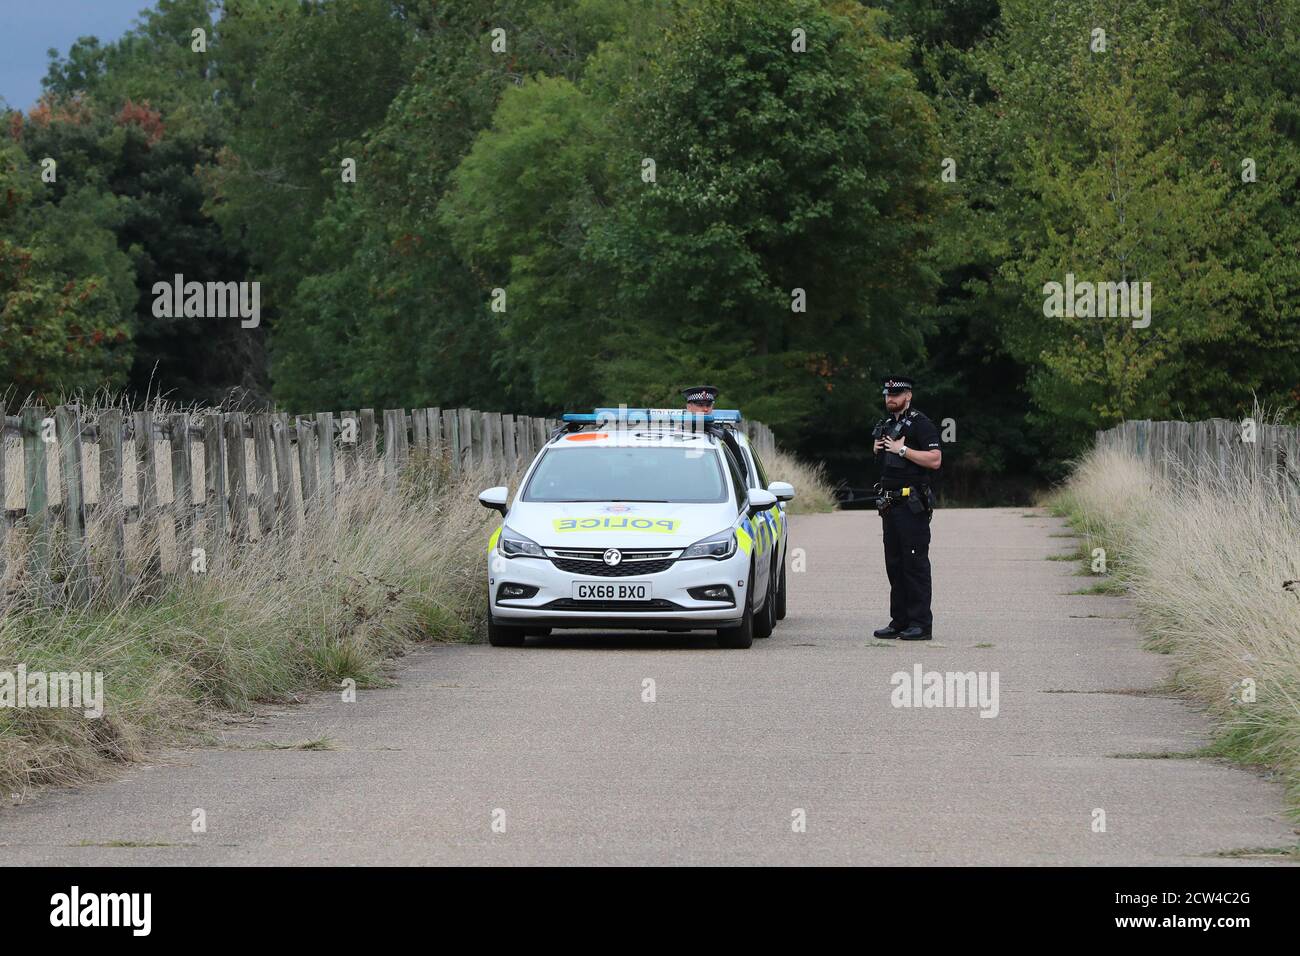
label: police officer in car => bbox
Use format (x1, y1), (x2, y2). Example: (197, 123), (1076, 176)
(871, 375), (942, 641)
(682, 385), (719, 413)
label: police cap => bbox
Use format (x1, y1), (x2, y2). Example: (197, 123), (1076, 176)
(882, 375), (915, 395)
(682, 385), (719, 404)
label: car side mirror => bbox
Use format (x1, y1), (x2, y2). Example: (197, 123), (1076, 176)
(767, 481), (795, 502)
(746, 488), (777, 515)
(478, 486), (508, 515)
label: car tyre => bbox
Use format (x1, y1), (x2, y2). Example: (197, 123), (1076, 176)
(716, 558), (756, 649)
(487, 600), (527, 647)
(753, 558), (777, 639)
(775, 559), (788, 620)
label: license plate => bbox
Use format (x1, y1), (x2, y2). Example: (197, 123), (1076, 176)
(571, 581), (652, 601)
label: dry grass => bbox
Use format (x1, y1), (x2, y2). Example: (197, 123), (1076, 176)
(766, 445), (836, 514)
(0, 400), (828, 797)
(1051, 444), (1300, 813)
(0, 457), (501, 798)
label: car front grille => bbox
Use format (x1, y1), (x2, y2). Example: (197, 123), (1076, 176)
(548, 548), (678, 577)
(551, 557), (676, 576)
(541, 598), (683, 612)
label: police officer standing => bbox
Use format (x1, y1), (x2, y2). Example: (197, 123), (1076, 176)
(871, 376), (942, 641)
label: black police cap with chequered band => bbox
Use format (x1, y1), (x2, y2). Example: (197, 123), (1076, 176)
(882, 375), (915, 394)
(682, 385), (719, 404)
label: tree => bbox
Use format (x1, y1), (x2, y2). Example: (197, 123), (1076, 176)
(0, 141), (131, 396)
(265, 0), (640, 412)
(443, 0), (942, 475)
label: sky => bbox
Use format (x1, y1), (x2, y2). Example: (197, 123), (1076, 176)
(0, 0), (150, 111)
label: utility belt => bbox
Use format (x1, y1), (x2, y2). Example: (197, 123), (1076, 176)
(874, 482), (934, 517)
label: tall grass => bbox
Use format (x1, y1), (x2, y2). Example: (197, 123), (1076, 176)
(0, 458), (500, 797)
(1051, 445), (1300, 812)
(0, 407), (832, 797)
(766, 445), (836, 514)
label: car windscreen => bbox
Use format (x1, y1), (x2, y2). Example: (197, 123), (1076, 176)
(522, 446), (729, 503)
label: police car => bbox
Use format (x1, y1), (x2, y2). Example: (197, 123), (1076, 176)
(478, 408), (795, 648)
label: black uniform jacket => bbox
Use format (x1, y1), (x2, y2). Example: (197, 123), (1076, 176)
(877, 408), (941, 491)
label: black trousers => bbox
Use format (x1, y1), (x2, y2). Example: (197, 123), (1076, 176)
(882, 502), (933, 630)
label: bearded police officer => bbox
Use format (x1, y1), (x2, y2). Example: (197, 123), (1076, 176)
(871, 376), (942, 641)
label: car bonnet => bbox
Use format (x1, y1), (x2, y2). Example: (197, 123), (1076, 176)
(503, 500), (739, 549)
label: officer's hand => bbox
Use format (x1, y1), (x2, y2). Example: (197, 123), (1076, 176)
(872, 438), (885, 453)
(883, 437), (906, 455)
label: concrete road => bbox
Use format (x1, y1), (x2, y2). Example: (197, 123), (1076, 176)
(1, 508), (1295, 865)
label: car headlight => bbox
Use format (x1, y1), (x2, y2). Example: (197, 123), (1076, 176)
(499, 525), (545, 558)
(680, 528), (737, 560)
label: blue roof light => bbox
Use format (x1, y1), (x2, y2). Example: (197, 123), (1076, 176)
(578, 407), (742, 424)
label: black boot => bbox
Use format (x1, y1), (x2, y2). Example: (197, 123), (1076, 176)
(899, 625), (932, 641)
(873, 624), (905, 639)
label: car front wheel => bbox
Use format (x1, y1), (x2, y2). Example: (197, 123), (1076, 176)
(775, 560), (787, 620)
(754, 557), (776, 639)
(716, 558), (756, 649)
(487, 599), (527, 647)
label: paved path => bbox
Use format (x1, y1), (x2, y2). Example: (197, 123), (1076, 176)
(1, 509), (1294, 865)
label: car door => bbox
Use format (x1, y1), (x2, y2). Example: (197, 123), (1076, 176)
(722, 443), (769, 609)
(742, 443), (783, 566)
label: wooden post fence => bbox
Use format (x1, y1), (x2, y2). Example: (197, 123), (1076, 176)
(0, 403), (775, 606)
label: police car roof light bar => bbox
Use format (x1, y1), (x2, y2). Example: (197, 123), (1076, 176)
(572, 407), (741, 424)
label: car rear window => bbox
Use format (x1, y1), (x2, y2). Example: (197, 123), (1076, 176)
(522, 446), (728, 503)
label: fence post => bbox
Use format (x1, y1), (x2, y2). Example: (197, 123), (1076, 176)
(316, 412), (336, 517)
(0, 400), (6, 584)
(1282, 426), (1300, 490)
(21, 407), (51, 597)
(339, 410), (358, 484)
(98, 410), (128, 601)
(425, 408), (442, 490)
(359, 409), (378, 467)
(170, 412), (195, 574)
(382, 409), (403, 492)
(135, 410), (163, 587)
(55, 405), (90, 604)
(459, 408), (474, 471)
(427, 407), (442, 459)
(297, 415), (320, 513)
(443, 409), (460, 476)
(481, 412), (497, 478)
(514, 415), (530, 463)
(272, 413), (300, 534)
(502, 413), (517, 476)
(203, 411), (228, 565)
(252, 413), (276, 538)
(224, 413), (250, 544)
(412, 408), (429, 455)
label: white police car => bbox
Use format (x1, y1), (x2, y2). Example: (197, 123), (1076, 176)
(479, 408), (795, 648)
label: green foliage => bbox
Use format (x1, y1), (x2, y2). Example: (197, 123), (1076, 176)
(263, 0), (640, 411)
(597, 0), (940, 434)
(6, 0), (1298, 496)
(932, 0), (1300, 471)
(443, 0), (941, 457)
(0, 140), (131, 395)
